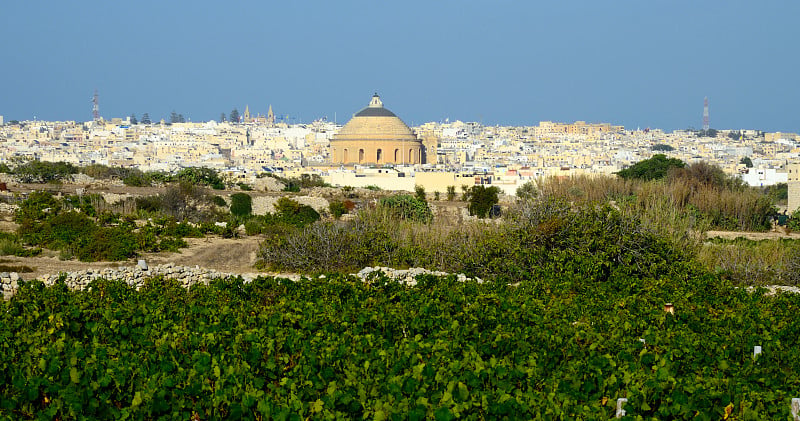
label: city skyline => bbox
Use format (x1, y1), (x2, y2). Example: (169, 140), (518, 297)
(2, 1), (799, 132)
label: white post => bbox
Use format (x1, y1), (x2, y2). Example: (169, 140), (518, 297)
(753, 345), (762, 358)
(791, 398), (799, 421)
(616, 398), (628, 418)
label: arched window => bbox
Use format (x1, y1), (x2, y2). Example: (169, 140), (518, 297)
(377, 149), (383, 163)
(394, 149), (399, 163)
(343, 149), (348, 163)
(408, 149), (414, 164)
(359, 149), (365, 163)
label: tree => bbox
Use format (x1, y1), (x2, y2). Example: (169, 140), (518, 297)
(728, 131), (742, 140)
(141, 113), (151, 124)
(230, 108), (240, 123)
(651, 144), (674, 151)
(219, 113), (226, 123)
(740, 157), (753, 168)
(129, 114), (138, 125)
(229, 193), (252, 217)
(616, 154), (685, 181)
(468, 185), (500, 218)
(170, 111), (180, 124)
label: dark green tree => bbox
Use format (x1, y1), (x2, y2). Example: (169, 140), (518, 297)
(651, 144), (674, 151)
(468, 185), (500, 218)
(230, 108), (240, 123)
(740, 156), (753, 168)
(616, 154), (685, 181)
(229, 193), (252, 217)
(129, 114), (138, 125)
(141, 113), (151, 124)
(170, 111), (180, 124)
(219, 113), (226, 123)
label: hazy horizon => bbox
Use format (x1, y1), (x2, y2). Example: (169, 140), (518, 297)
(2, 1), (798, 133)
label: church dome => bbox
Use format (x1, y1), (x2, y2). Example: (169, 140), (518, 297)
(330, 94), (424, 165)
(334, 94), (417, 142)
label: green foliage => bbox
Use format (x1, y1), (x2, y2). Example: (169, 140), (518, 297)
(236, 182), (253, 191)
(276, 173), (329, 192)
(789, 208), (800, 232)
(516, 181), (537, 200)
(211, 195), (227, 207)
(7, 261), (797, 418)
(414, 185), (426, 202)
(378, 195), (432, 222)
(740, 156), (754, 168)
(12, 193), (201, 261)
(229, 193), (252, 217)
(364, 185), (382, 191)
(761, 183), (787, 204)
(651, 143), (675, 151)
(617, 154), (686, 181)
(174, 167), (225, 190)
(467, 185), (500, 218)
(12, 160), (78, 183)
(329, 200), (348, 219)
(446, 186), (456, 201)
(274, 197), (320, 227)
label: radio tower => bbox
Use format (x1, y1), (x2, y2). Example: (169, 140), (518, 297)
(92, 89), (100, 122)
(702, 96), (709, 132)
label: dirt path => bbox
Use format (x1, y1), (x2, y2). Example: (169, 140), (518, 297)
(1, 235), (267, 281)
(705, 230), (800, 241)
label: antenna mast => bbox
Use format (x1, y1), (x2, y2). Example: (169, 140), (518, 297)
(92, 89), (100, 122)
(702, 97), (709, 132)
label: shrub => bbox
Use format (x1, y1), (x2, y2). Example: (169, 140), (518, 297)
(274, 197), (320, 227)
(211, 195), (227, 207)
(446, 186), (456, 201)
(377, 195), (432, 222)
(616, 154), (685, 181)
(12, 160), (78, 183)
(229, 193), (252, 217)
(414, 185), (426, 202)
(75, 226), (138, 261)
(329, 200), (348, 219)
(468, 185), (500, 218)
(135, 195), (162, 214)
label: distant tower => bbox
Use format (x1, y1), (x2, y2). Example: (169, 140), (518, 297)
(243, 105), (251, 122)
(267, 105), (275, 125)
(92, 89), (100, 122)
(702, 96), (709, 132)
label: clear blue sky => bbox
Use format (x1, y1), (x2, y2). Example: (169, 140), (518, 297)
(1, 1), (798, 132)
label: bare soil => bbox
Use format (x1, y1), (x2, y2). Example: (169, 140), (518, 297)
(705, 230), (800, 241)
(1, 235), (266, 282)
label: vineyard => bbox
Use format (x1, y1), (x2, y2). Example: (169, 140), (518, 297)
(1, 270), (799, 420)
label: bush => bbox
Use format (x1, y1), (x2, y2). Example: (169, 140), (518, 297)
(274, 197), (320, 227)
(211, 195), (227, 207)
(229, 193), (252, 217)
(75, 226), (138, 261)
(135, 196), (162, 214)
(377, 195), (432, 222)
(12, 160), (78, 183)
(329, 200), (348, 219)
(617, 154), (685, 181)
(467, 185), (500, 218)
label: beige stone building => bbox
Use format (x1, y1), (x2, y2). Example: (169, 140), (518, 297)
(329, 94), (424, 165)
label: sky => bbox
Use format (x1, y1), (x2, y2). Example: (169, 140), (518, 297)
(1, 1), (798, 132)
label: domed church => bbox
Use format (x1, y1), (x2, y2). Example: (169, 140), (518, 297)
(330, 94), (424, 165)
